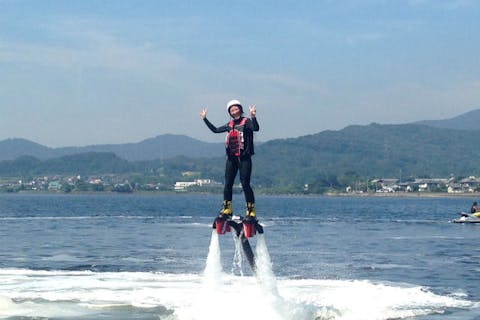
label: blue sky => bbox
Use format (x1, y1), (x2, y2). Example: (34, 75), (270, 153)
(1, 0), (479, 147)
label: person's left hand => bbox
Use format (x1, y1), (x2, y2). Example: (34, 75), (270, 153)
(249, 105), (256, 117)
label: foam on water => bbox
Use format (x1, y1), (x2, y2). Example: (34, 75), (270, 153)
(0, 231), (479, 319)
(280, 279), (480, 320)
(0, 267), (478, 320)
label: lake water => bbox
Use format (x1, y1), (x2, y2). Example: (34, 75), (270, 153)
(1, 193), (480, 320)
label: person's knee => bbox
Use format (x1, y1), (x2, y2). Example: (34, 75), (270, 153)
(241, 183), (252, 192)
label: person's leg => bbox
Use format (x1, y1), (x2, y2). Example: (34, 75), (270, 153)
(221, 157), (238, 215)
(239, 157), (256, 217)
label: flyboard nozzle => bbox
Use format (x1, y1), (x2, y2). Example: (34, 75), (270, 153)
(215, 218), (231, 234)
(243, 220), (256, 238)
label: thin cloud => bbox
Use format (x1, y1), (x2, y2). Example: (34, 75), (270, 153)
(0, 37), (183, 76)
(408, 0), (475, 9)
(345, 32), (385, 46)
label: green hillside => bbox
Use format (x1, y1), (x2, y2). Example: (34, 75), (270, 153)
(253, 123), (480, 190)
(0, 153), (131, 176)
(2, 123), (480, 193)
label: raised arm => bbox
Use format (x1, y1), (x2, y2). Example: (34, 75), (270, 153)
(200, 108), (228, 133)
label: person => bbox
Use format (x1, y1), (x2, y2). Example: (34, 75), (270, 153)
(471, 202), (480, 217)
(471, 202), (479, 214)
(200, 99), (259, 221)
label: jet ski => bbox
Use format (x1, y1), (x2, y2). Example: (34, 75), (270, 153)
(452, 212), (480, 223)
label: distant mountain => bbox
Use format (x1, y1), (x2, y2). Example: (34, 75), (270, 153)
(0, 134), (224, 161)
(54, 134), (225, 161)
(4, 108), (480, 188)
(4, 122), (480, 192)
(2, 108), (478, 162)
(414, 108), (480, 130)
(0, 138), (54, 160)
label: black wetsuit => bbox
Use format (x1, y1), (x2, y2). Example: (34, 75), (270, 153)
(203, 116), (259, 203)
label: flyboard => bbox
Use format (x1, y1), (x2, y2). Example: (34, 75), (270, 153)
(212, 214), (264, 272)
(452, 212), (480, 224)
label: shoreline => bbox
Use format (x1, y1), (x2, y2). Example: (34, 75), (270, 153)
(2, 190), (480, 199)
(325, 191), (480, 198)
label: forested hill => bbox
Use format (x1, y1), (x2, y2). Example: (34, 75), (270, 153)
(0, 153), (132, 176)
(3, 123), (480, 192)
(253, 123), (480, 188)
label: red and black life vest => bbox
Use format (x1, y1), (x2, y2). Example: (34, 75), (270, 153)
(226, 117), (247, 156)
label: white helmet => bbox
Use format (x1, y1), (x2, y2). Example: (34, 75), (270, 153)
(226, 99), (243, 114)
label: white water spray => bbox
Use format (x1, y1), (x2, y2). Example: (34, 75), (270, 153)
(255, 234), (279, 295)
(197, 228), (297, 320)
(231, 233), (245, 276)
(203, 231), (223, 290)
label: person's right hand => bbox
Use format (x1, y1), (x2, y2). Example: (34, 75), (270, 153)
(200, 108), (207, 119)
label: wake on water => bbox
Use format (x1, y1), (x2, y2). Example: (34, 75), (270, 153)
(0, 231), (478, 320)
(194, 231), (479, 320)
